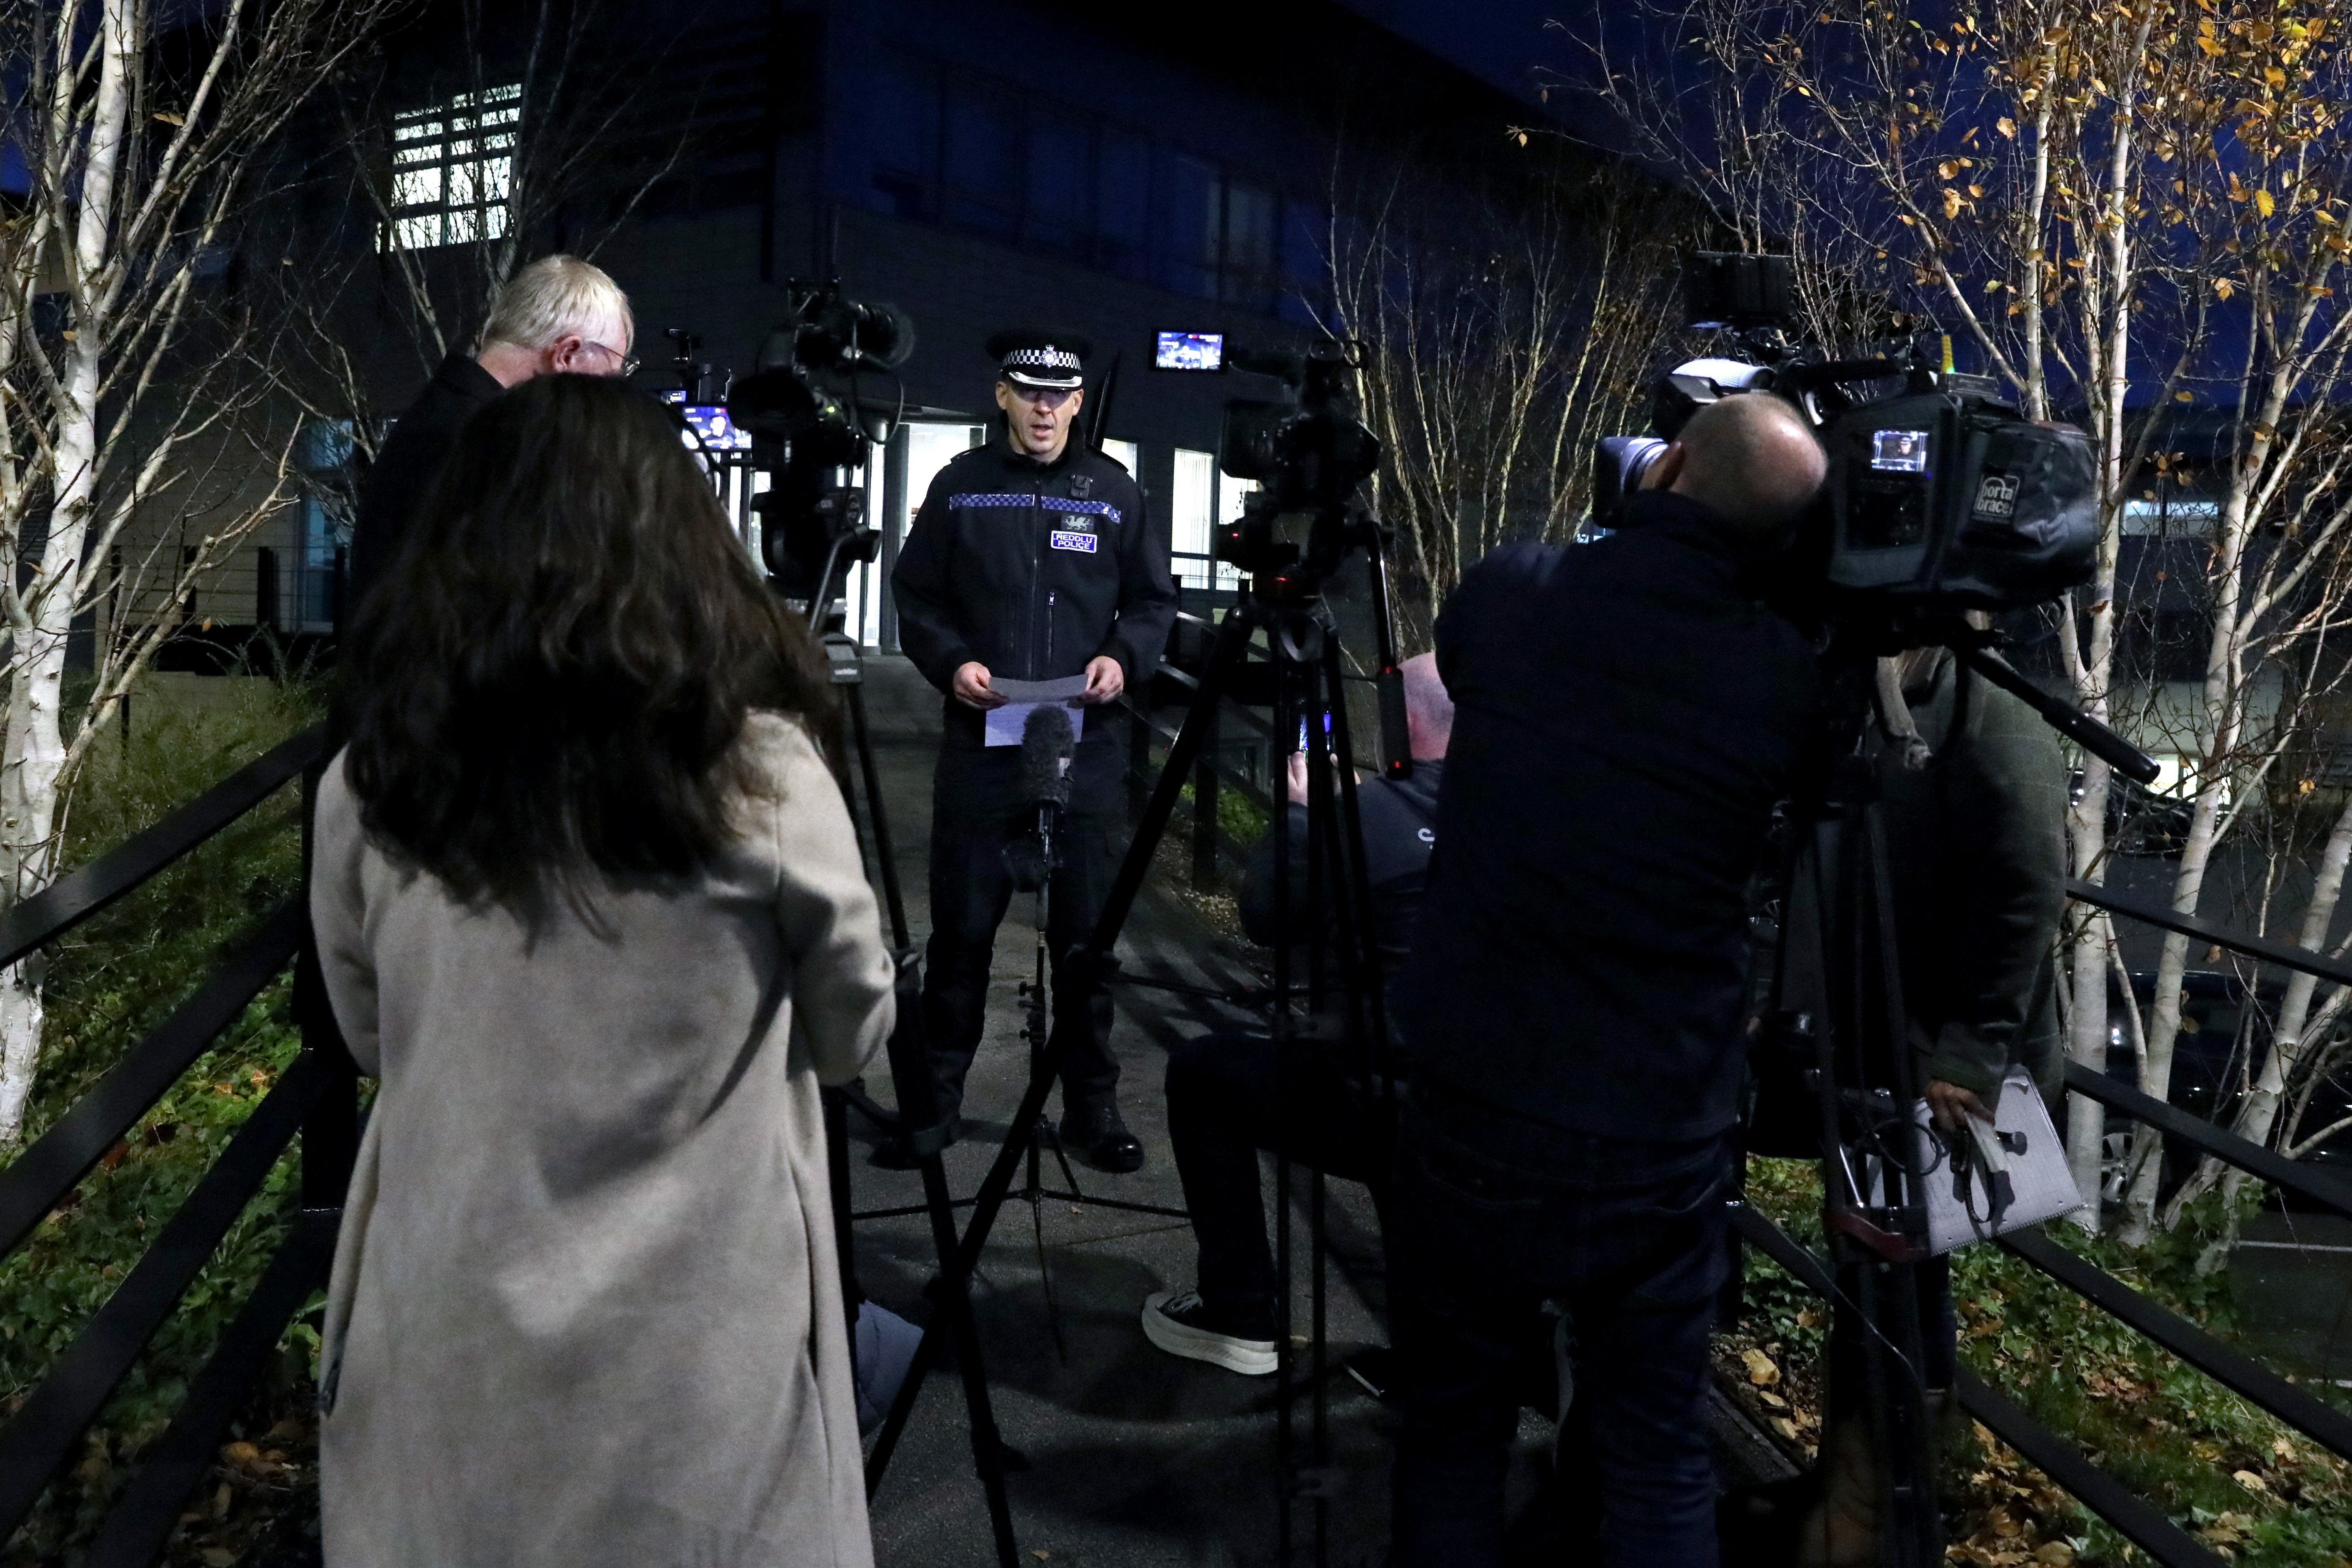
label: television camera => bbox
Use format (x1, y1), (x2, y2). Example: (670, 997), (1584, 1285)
(724, 279), (915, 617)
(1213, 343), (1385, 595)
(1597, 252), (2101, 632)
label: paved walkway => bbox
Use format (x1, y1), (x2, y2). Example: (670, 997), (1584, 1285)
(844, 654), (1792, 1568)
(843, 654), (1430, 1568)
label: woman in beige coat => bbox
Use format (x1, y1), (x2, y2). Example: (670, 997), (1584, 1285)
(312, 374), (895, 1567)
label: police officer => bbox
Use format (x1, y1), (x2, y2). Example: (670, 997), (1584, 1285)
(886, 329), (1176, 1173)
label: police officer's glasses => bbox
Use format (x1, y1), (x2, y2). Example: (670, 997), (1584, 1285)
(1008, 384), (1078, 408)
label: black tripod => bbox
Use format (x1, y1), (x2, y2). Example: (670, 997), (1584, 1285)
(785, 553), (1028, 1568)
(862, 520), (1410, 1568)
(1761, 622), (2156, 1568)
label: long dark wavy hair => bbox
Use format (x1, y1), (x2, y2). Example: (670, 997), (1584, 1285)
(341, 373), (835, 913)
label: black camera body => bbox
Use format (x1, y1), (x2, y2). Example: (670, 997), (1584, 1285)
(1819, 382), (2095, 609)
(725, 279), (911, 609)
(1215, 344), (1381, 588)
(1598, 253), (2097, 619)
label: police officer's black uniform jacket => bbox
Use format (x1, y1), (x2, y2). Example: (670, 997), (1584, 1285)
(890, 433), (1177, 1121)
(892, 438), (1177, 751)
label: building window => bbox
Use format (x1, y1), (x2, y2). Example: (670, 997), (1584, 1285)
(1173, 449), (1244, 592)
(863, 46), (1313, 312)
(1171, 448), (1217, 590)
(386, 84), (520, 251)
(943, 80), (1022, 236)
(1222, 181), (1278, 307)
(1099, 438), (1138, 475)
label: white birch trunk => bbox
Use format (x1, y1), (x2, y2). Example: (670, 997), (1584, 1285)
(0, 0), (132, 1150)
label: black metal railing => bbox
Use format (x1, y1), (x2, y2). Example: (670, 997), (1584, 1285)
(1735, 874), (2352, 1568)
(0, 725), (348, 1565)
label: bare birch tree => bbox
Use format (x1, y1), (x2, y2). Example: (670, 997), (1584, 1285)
(244, 0), (704, 535)
(0, 0), (400, 1147)
(1321, 150), (1694, 635)
(1578, 0), (2352, 1240)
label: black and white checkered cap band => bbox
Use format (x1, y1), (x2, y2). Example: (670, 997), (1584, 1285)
(1002, 346), (1084, 387)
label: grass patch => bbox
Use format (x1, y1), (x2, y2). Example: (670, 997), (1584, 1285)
(2, 675), (328, 1566)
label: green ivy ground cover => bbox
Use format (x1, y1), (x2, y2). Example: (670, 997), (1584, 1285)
(1732, 1157), (2352, 1566)
(1, 678), (327, 1566)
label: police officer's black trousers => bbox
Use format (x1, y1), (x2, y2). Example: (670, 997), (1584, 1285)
(921, 723), (1122, 1123)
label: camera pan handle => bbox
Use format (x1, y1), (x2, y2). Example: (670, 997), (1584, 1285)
(1951, 646), (2159, 786)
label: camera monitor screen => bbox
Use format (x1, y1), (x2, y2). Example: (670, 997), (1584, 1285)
(661, 393), (754, 452)
(1870, 428), (1931, 474)
(1156, 332), (1225, 371)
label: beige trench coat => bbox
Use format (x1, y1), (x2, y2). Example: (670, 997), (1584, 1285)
(310, 714), (894, 1567)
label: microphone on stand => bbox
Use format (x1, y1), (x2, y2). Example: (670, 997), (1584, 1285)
(1020, 703), (1076, 813)
(1005, 704), (1076, 893)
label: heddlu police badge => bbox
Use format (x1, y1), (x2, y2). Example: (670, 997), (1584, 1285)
(1050, 528), (1098, 553)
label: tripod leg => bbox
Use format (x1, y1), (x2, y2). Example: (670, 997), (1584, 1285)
(846, 678), (912, 950)
(861, 980), (1023, 1568)
(939, 610), (1261, 1299)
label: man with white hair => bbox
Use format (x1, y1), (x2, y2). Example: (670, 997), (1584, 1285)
(1386, 391), (1827, 1568)
(348, 254), (634, 610)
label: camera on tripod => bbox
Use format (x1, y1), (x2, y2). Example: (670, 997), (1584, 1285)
(1216, 343), (1382, 590)
(726, 279), (916, 617)
(1596, 252), (2098, 625)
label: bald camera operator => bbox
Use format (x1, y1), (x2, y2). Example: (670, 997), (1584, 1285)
(1388, 394), (1827, 1568)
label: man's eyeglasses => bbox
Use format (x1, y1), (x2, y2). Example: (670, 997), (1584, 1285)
(583, 339), (640, 377)
(1007, 383), (1078, 408)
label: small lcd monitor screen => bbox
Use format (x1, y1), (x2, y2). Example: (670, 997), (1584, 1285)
(1870, 428), (1931, 474)
(1156, 331), (1225, 371)
(667, 397), (752, 452)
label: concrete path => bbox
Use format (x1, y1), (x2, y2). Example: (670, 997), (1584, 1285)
(842, 654), (1521, 1568)
(842, 653), (1799, 1568)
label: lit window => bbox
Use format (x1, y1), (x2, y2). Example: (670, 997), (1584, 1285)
(1099, 438), (1137, 474)
(385, 84), (520, 251)
(1171, 448), (1217, 590)
(1212, 472), (1251, 589)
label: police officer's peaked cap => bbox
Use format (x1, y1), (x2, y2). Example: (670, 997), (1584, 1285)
(986, 327), (1091, 391)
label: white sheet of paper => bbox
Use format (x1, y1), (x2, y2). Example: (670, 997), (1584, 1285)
(982, 675), (1089, 747)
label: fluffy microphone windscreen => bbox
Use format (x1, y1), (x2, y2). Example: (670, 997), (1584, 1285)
(1020, 704), (1076, 809)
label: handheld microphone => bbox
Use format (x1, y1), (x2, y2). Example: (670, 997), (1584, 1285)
(1019, 704), (1076, 812)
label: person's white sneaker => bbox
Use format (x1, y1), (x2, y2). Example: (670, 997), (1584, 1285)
(1140, 1290), (1278, 1376)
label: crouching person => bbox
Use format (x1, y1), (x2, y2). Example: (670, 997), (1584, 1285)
(1140, 655), (1451, 1374)
(313, 375), (896, 1567)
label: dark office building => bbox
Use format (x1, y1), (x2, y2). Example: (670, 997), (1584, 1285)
(223, 0), (1561, 652)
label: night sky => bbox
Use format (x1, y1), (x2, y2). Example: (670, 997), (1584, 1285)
(1340, 0), (1578, 109)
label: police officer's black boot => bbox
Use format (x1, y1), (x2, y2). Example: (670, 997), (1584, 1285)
(1059, 1100), (1143, 1173)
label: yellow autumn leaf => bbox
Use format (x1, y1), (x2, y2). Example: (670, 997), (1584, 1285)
(2257, 187), (2277, 218)
(1943, 187), (1965, 218)
(1996, 116), (2017, 138)
(1742, 1348), (1781, 1385)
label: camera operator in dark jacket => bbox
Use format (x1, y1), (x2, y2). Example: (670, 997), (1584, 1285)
(1389, 393), (1826, 1568)
(1137, 654), (1449, 1375)
(885, 329), (1176, 1172)
(1800, 636), (2067, 1568)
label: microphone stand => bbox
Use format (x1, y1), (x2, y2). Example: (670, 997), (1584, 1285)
(1007, 724), (1086, 1363)
(1017, 782), (1087, 1365)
